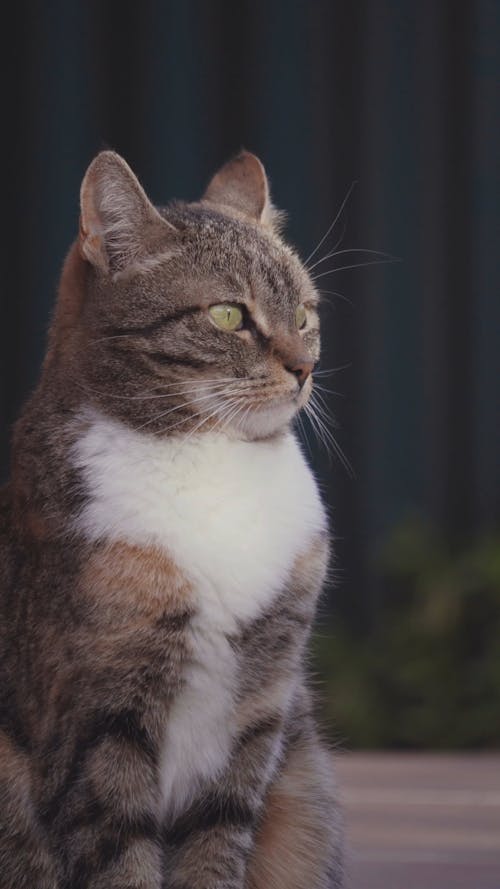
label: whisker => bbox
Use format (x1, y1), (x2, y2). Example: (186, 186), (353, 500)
(306, 395), (355, 477)
(304, 395), (354, 476)
(165, 396), (235, 440)
(311, 256), (401, 282)
(125, 382), (233, 403)
(216, 396), (245, 431)
(133, 388), (242, 432)
(312, 382), (344, 398)
(236, 402), (253, 436)
(294, 410), (314, 461)
(312, 391), (343, 434)
(308, 247), (398, 274)
(74, 377), (239, 402)
(309, 392), (338, 433)
(302, 401), (327, 458)
(123, 380), (238, 402)
(181, 396), (242, 443)
(88, 334), (137, 346)
(305, 404), (334, 466)
(181, 412), (214, 441)
(313, 364), (352, 378)
(223, 400), (252, 431)
(318, 288), (353, 307)
(303, 181), (358, 269)
(328, 221), (348, 257)
(222, 398), (251, 436)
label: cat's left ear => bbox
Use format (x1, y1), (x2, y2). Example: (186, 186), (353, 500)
(202, 151), (284, 231)
(79, 151), (177, 274)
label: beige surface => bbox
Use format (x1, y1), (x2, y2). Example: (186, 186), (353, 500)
(335, 753), (500, 889)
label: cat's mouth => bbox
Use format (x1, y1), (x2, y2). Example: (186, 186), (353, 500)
(215, 380), (312, 440)
(238, 400), (299, 439)
(180, 375), (312, 441)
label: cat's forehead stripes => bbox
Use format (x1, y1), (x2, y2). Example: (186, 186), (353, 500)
(161, 203), (313, 314)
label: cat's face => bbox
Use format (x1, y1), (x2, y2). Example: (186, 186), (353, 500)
(77, 152), (320, 441)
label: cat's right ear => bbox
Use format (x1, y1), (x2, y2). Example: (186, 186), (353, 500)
(79, 151), (176, 274)
(202, 151), (285, 232)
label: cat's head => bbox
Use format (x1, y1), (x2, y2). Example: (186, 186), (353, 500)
(65, 150), (320, 441)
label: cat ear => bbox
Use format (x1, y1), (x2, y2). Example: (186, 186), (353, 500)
(79, 151), (176, 274)
(202, 151), (284, 230)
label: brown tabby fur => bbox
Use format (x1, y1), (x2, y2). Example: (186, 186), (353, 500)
(0, 150), (343, 888)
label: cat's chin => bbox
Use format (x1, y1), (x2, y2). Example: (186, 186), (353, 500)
(230, 399), (300, 441)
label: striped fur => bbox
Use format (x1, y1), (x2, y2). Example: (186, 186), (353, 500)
(0, 151), (343, 888)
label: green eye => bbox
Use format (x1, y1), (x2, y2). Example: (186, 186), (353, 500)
(295, 304), (307, 330)
(209, 303), (244, 331)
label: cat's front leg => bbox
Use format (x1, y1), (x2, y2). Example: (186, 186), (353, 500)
(163, 717), (284, 889)
(0, 731), (61, 889)
(40, 708), (164, 889)
(34, 541), (193, 888)
(247, 707), (344, 889)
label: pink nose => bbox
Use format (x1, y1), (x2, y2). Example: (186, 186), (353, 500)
(285, 357), (314, 388)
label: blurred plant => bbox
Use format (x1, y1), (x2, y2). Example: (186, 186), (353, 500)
(313, 517), (500, 748)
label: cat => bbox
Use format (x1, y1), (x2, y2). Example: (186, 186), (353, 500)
(0, 149), (343, 888)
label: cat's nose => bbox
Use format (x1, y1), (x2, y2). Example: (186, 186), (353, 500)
(285, 357), (314, 389)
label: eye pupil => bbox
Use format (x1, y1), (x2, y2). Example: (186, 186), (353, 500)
(209, 303), (243, 331)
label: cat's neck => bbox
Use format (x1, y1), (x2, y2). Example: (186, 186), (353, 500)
(71, 405), (297, 545)
(9, 392), (298, 544)
(69, 407), (324, 612)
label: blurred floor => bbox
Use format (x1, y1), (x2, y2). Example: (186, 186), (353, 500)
(336, 752), (500, 889)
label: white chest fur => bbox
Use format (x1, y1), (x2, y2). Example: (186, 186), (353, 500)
(72, 409), (326, 816)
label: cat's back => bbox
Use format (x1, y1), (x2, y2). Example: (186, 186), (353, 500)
(0, 485), (15, 594)
(0, 485), (18, 685)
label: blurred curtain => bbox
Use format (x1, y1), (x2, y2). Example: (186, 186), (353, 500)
(1, 0), (498, 626)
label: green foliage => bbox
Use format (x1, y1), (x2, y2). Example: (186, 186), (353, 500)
(314, 518), (500, 748)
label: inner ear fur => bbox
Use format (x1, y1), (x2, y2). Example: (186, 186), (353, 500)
(79, 150), (176, 274)
(202, 151), (284, 231)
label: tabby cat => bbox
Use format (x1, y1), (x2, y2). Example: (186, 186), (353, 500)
(0, 150), (343, 888)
